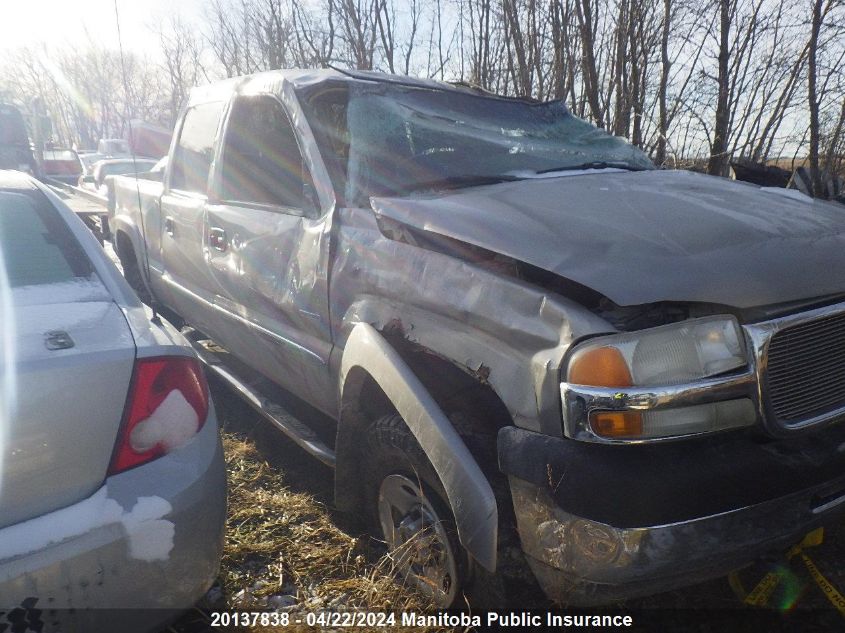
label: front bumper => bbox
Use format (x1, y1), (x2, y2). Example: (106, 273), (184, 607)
(0, 408), (227, 631)
(499, 426), (845, 605)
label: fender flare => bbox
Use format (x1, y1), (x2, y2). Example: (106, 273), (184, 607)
(111, 217), (147, 276)
(338, 322), (498, 572)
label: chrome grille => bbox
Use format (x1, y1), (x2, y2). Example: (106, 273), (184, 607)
(766, 311), (845, 424)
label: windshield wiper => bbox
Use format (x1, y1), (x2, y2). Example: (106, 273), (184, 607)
(403, 174), (522, 193)
(535, 161), (650, 174)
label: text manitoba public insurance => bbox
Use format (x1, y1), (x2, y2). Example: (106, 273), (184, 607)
(402, 612), (635, 627)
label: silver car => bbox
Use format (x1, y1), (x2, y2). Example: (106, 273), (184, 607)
(0, 171), (226, 631)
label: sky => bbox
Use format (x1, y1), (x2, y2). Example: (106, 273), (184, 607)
(0, 0), (205, 56)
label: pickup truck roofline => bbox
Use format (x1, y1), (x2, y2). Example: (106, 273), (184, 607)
(186, 68), (555, 112)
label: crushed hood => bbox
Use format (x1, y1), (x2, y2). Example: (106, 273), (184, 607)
(370, 169), (845, 309)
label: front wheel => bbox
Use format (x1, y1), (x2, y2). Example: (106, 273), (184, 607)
(365, 413), (467, 607)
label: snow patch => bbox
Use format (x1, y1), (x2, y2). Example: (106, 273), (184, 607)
(121, 497), (176, 562)
(0, 486), (174, 562)
(12, 300), (134, 362)
(11, 277), (110, 307)
(129, 389), (200, 453)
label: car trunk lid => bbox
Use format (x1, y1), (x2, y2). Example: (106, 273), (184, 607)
(0, 279), (136, 530)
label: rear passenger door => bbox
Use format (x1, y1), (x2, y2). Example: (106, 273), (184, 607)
(159, 100), (225, 336)
(204, 94), (334, 407)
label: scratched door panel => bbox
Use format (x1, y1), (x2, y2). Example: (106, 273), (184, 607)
(205, 95), (333, 407)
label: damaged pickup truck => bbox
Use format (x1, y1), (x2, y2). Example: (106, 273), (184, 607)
(111, 68), (845, 606)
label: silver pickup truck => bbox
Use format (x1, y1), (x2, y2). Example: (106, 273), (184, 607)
(111, 68), (845, 607)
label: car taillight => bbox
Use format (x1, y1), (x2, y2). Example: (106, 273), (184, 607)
(109, 356), (209, 475)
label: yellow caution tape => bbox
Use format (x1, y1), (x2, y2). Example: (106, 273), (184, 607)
(729, 527), (845, 617)
(742, 570), (784, 606)
(786, 527), (825, 559)
(800, 552), (845, 616)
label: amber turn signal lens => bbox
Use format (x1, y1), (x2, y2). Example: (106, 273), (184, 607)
(590, 411), (644, 439)
(568, 346), (633, 387)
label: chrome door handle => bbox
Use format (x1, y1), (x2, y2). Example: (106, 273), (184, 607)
(209, 227), (227, 252)
(164, 216), (175, 236)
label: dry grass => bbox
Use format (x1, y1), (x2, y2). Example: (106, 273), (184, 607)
(215, 431), (450, 632)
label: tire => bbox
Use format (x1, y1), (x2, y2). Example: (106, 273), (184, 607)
(364, 406), (541, 609)
(365, 413), (468, 608)
(117, 241), (152, 305)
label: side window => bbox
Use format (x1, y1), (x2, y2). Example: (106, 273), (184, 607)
(170, 101), (224, 194)
(219, 95), (310, 210)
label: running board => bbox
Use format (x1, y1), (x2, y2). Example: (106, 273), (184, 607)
(189, 336), (336, 468)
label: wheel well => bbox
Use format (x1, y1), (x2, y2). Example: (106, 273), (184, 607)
(387, 335), (512, 474)
(115, 230), (134, 263)
(336, 334), (514, 512)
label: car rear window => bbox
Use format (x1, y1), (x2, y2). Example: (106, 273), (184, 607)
(0, 189), (94, 287)
(43, 150), (78, 162)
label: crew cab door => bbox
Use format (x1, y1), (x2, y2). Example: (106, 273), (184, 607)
(204, 94), (333, 407)
(159, 100), (226, 336)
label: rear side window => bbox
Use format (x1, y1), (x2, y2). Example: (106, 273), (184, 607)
(0, 190), (93, 287)
(170, 101), (225, 194)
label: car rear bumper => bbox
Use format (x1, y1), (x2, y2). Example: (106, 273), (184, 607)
(0, 408), (226, 630)
(499, 426), (845, 605)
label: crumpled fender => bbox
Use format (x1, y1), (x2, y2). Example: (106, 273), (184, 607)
(338, 322), (498, 572)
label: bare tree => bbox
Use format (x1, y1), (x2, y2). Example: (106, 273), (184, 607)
(706, 0), (731, 175)
(291, 0), (337, 67)
(1, 0), (840, 176)
(155, 15), (210, 124)
(575, 0), (606, 127)
(0, 37), (168, 149)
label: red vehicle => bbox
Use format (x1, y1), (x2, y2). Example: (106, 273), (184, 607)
(41, 148), (83, 184)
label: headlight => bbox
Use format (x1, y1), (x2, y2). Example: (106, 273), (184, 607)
(563, 316), (756, 441)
